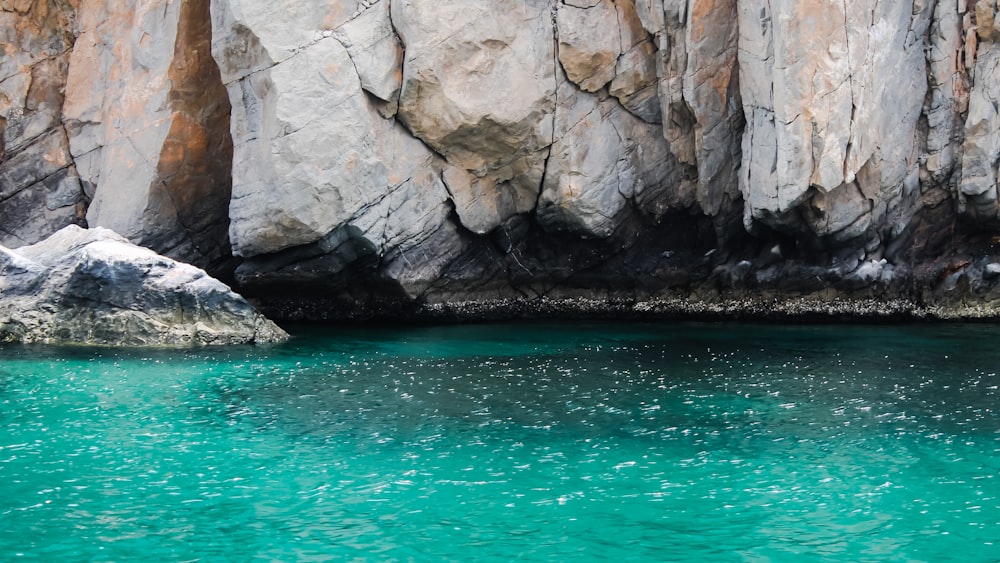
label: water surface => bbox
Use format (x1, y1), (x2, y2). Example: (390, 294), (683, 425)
(1, 322), (998, 560)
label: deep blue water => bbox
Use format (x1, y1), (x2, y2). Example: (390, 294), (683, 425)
(0, 322), (998, 561)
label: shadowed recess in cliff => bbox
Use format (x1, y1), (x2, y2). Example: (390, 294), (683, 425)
(65, 0), (236, 278)
(234, 205), (730, 322)
(153, 0), (235, 277)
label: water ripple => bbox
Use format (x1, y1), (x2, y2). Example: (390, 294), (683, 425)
(0, 322), (998, 560)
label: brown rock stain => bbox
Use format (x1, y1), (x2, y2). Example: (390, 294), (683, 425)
(154, 0), (234, 270)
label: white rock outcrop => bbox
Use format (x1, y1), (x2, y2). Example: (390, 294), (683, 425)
(210, 0), (461, 296)
(0, 226), (287, 345)
(393, 0), (556, 235)
(737, 0), (930, 242)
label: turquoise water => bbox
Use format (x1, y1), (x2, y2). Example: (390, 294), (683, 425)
(1, 322), (998, 561)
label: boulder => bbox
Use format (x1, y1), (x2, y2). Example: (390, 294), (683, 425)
(393, 0), (555, 232)
(0, 226), (287, 346)
(984, 262), (1000, 280)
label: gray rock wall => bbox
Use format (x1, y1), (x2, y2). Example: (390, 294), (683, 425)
(0, 1), (87, 247)
(3, 0), (1000, 318)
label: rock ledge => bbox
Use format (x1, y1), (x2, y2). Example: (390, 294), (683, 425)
(0, 226), (288, 346)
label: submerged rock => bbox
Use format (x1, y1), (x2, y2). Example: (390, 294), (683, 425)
(0, 226), (287, 346)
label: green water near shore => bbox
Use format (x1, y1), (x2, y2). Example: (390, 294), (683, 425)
(1, 322), (998, 561)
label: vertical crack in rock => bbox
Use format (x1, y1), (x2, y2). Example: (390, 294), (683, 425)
(842, 0), (857, 185)
(335, 0), (403, 117)
(608, 1), (660, 124)
(923, 0), (967, 185)
(536, 0), (560, 216)
(59, 121), (90, 224)
(153, 0), (235, 274)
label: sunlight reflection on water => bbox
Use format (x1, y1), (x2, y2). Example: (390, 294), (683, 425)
(1, 322), (998, 561)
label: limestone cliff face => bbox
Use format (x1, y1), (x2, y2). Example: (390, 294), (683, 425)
(3, 1), (1000, 319)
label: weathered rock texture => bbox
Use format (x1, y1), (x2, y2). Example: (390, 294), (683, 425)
(3, 1), (1000, 320)
(0, 0), (87, 247)
(1, 0), (234, 274)
(739, 1), (933, 246)
(64, 0), (234, 273)
(0, 225), (287, 345)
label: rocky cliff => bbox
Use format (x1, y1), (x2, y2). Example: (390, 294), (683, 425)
(3, 0), (1000, 320)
